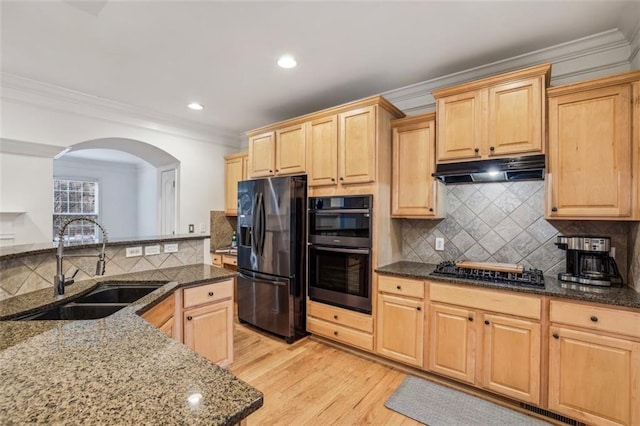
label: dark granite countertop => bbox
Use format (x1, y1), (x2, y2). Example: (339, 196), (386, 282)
(0, 234), (208, 261)
(376, 261), (640, 310)
(0, 264), (263, 425)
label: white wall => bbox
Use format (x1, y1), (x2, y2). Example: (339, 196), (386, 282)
(137, 161), (158, 236)
(54, 157), (139, 239)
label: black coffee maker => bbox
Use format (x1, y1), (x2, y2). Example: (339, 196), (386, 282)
(555, 236), (622, 286)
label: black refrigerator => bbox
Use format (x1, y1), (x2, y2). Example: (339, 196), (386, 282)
(236, 175), (307, 343)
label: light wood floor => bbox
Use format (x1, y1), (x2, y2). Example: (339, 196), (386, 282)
(230, 323), (421, 425)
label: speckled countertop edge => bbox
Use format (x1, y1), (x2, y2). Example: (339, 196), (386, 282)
(376, 261), (640, 310)
(0, 264), (263, 425)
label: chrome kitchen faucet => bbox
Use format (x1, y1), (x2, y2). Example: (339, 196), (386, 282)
(54, 217), (108, 296)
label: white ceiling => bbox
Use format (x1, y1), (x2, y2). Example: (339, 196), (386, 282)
(1, 1), (639, 137)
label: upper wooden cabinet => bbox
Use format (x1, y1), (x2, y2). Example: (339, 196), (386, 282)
(390, 113), (444, 218)
(546, 70), (640, 220)
(339, 106), (377, 185)
(247, 124), (306, 178)
(224, 152), (248, 216)
(432, 63), (550, 163)
(306, 115), (338, 187)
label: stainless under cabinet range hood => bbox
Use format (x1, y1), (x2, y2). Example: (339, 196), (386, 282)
(432, 154), (545, 184)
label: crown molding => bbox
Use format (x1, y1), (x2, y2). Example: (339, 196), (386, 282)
(0, 73), (243, 148)
(628, 23), (640, 67)
(0, 138), (67, 158)
(384, 29), (633, 114)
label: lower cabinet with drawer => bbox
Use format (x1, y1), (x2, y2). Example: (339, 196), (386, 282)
(376, 275), (425, 368)
(428, 282), (542, 405)
(548, 300), (640, 426)
(141, 293), (176, 337)
(182, 279), (235, 368)
(307, 300), (374, 351)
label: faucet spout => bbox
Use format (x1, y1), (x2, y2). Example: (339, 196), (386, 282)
(54, 217), (109, 296)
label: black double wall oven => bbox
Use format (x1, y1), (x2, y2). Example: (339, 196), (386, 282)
(308, 195), (373, 314)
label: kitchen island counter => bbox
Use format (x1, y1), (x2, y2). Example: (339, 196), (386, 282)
(377, 261), (640, 310)
(0, 264), (263, 425)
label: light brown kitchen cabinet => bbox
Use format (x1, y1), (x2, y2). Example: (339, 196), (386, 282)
(182, 279), (234, 368)
(376, 276), (424, 367)
(428, 282), (542, 404)
(548, 300), (640, 426)
(306, 115), (338, 187)
(224, 152), (247, 216)
(546, 70), (640, 220)
(141, 293), (175, 338)
(306, 300), (374, 351)
(247, 124), (306, 178)
(432, 63), (550, 163)
(390, 113), (444, 218)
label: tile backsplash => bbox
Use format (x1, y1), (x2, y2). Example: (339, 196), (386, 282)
(210, 211), (236, 251)
(0, 239), (205, 301)
(400, 181), (632, 286)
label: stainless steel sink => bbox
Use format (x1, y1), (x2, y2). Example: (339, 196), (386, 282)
(73, 283), (164, 304)
(14, 282), (165, 321)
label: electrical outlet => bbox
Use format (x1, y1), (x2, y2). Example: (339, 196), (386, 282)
(610, 247), (616, 258)
(199, 223), (206, 233)
(145, 245), (160, 256)
(435, 237), (445, 251)
(164, 243), (178, 253)
(126, 246), (143, 257)
(188, 224), (194, 233)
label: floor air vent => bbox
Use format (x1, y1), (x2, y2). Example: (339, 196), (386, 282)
(520, 403), (585, 426)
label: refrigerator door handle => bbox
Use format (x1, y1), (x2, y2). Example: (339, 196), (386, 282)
(251, 193), (259, 254)
(238, 270), (288, 286)
(259, 192), (266, 256)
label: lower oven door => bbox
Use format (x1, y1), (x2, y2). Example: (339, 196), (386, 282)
(308, 245), (371, 314)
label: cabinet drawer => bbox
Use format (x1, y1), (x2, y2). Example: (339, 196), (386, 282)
(211, 254), (223, 267)
(378, 275), (424, 299)
(183, 279), (233, 309)
(429, 282), (541, 320)
(307, 317), (373, 351)
(550, 300), (640, 339)
(222, 255), (237, 266)
(307, 300), (373, 333)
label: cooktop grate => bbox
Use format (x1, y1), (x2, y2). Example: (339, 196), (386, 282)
(430, 261), (545, 287)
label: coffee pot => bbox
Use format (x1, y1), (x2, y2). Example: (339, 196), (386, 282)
(555, 236), (622, 287)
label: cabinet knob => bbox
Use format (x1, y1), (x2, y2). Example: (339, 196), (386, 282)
(275, 169), (279, 173)
(468, 317), (473, 322)
(339, 177), (344, 181)
(474, 148), (479, 153)
(331, 178), (335, 182)
(334, 315), (338, 320)
(489, 146), (495, 152)
(417, 306), (422, 311)
(551, 207), (558, 212)
(187, 316), (193, 321)
(333, 331), (338, 336)
(208, 291), (214, 296)
(553, 333), (559, 339)
(429, 208), (434, 212)
(590, 316), (598, 322)
(484, 320), (490, 325)
(269, 169), (273, 173)
(396, 285), (401, 290)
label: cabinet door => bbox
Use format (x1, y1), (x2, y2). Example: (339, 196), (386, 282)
(436, 90), (484, 162)
(248, 131), (275, 178)
(376, 294), (424, 367)
(276, 123), (306, 175)
(428, 303), (475, 384)
(141, 293), (175, 338)
(481, 313), (540, 404)
(224, 154), (245, 215)
(392, 119), (437, 217)
(183, 300), (234, 367)
(307, 115), (338, 187)
(548, 85), (632, 218)
(159, 316), (175, 337)
(549, 326), (640, 426)
(339, 106), (376, 184)
(488, 77), (543, 156)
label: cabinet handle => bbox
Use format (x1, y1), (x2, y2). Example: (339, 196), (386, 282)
(331, 178), (335, 182)
(484, 320), (490, 325)
(208, 291), (214, 296)
(553, 333), (559, 339)
(474, 148), (479, 154)
(334, 315), (338, 320)
(339, 177), (344, 181)
(429, 208), (434, 212)
(417, 306), (422, 311)
(333, 331), (338, 336)
(468, 317), (473, 322)
(187, 316), (193, 321)
(489, 146), (495, 152)
(396, 285), (401, 290)
(269, 169), (273, 173)
(551, 207), (558, 212)
(590, 316), (598, 322)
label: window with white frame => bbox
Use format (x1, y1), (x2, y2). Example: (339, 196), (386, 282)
(53, 178), (99, 243)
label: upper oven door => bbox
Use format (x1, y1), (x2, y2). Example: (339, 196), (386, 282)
(308, 209), (371, 247)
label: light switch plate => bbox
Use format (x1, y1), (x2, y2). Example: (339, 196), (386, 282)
(164, 243), (178, 253)
(126, 246), (143, 257)
(145, 245), (161, 256)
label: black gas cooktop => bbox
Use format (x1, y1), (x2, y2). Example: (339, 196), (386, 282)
(430, 261), (545, 288)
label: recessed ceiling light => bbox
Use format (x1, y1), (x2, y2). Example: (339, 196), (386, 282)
(277, 55), (297, 69)
(188, 103), (204, 110)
